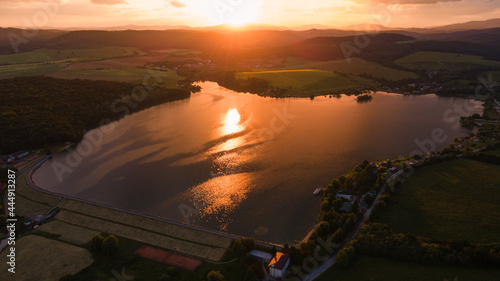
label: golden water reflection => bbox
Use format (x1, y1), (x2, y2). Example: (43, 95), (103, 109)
(223, 108), (243, 135)
(186, 173), (253, 231)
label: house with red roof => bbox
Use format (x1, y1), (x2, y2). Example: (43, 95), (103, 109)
(268, 252), (290, 279)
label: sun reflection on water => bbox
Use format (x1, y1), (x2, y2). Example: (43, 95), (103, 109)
(186, 173), (253, 231)
(223, 108), (243, 135)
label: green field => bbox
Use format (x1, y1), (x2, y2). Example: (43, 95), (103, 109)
(272, 57), (418, 81)
(485, 148), (500, 156)
(0, 62), (67, 78)
(236, 69), (355, 96)
(34, 220), (101, 245)
(395, 51), (500, 72)
(316, 255), (500, 281)
(50, 67), (184, 86)
(0, 235), (94, 281)
(379, 159), (500, 243)
(0, 47), (142, 65)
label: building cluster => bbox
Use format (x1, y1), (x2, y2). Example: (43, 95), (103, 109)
(0, 150), (29, 165)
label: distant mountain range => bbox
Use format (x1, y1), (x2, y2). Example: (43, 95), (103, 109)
(2, 18), (500, 59)
(7, 18), (500, 33)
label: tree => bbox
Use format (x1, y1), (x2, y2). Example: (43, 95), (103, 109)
(90, 234), (104, 252)
(345, 246), (356, 260)
(282, 243), (290, 254)
(207, 270), (225, 281)
(317, 221), (330, 237)
(232, 240), (246, 256)
(336, 250), (349, 268)
(102, 235), (118, 255)
(332, 198), (343, 211)
(363, 194), (374, 206)
(158, 273), (169, 281)
(241, 237), (255, 251)
(271, 246), (277, 256)
(59, 274), (72, 281)
(321, 200), (331, 212)
(243, 268), (257, 281)
(331, 228), (344, 243)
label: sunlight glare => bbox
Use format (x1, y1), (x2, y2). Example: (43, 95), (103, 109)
(223, 108), (242, 135)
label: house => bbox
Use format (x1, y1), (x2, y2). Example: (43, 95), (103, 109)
(269, 252), (290, 279)
(249, 250), (273, 264)
(11, 150), (29, 159)
(0, 155), (10, 164)
(338, 202), (353, 213)
(335, 194), (353, 201)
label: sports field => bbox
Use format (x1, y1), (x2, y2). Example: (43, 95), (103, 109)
(134, 245), (203, 271)
(378, 159), (500, 243)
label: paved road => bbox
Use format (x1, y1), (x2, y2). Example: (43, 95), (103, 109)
(0, 155), (45, 253)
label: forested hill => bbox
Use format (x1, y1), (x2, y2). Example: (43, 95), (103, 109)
(0, 77), (191, 153)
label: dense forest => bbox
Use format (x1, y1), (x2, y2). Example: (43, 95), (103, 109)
(0, 76), (191, 153)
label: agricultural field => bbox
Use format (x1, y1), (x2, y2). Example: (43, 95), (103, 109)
(270, 56), (418, 81)
(378, 159), (500, 243)
(55, 210), (228, 261)
(0, 62), (66, 79)
(59, 200), (232, 249)
(0, 47), (143, 65)
(50, 67), (184, 86)
(485, 148), (500, 156)
(63, 54), (170, 70)
(236, 69), (355, 96)
(394, 51), (500, 72)
(34, 220), (101, 245)
(316, 255), (500, 281)
(0, 235), (93, 281)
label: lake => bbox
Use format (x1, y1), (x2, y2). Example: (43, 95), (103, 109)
(33, 82), (482, 244)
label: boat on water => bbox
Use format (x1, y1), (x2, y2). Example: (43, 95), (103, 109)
(313, 187), (323, 196)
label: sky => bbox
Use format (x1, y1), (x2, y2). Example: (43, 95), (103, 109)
(1, 0), (500, 29)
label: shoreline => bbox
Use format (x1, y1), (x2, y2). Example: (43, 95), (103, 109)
(26, 156), (282, 251)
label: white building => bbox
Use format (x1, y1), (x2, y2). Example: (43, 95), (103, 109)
(269, 252), (290, 279)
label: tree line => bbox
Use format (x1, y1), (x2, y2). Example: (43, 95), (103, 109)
(0, 76), (191, 154)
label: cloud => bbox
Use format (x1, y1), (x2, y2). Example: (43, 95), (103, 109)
(166, 0), (185, 8)
(350, 0), (461, 4)
(90, 0), (126, 5)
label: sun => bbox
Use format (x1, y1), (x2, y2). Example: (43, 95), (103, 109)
(204, 0), (260, 26)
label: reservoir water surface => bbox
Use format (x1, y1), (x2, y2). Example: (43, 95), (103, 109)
(33, 82), (482, 243)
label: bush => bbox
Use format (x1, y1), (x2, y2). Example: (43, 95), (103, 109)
(59, 274), (72, 281)
(241, 237), (255, 251)
(102, 235), (118, 255)
(207, 270), (225, 281)
(90, 234), (104, 252)
(345, 246), (356, 260)
(336, 250), (349, 268)
(232, 240), (246, 256)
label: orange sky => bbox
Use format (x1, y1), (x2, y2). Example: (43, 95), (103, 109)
(1, 0), (500, 29)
